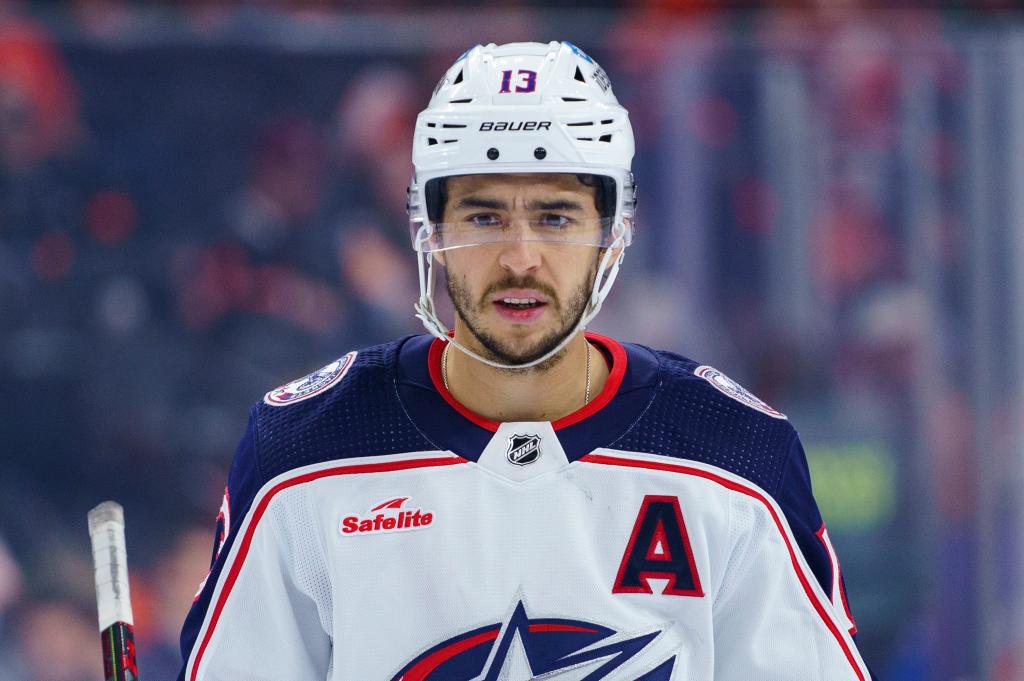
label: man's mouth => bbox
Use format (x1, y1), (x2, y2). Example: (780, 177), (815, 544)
(490, 290), (550, 322)
(498, 297), (544, 311)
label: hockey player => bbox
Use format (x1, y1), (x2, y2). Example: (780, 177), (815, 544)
(179, 41), (871, 680)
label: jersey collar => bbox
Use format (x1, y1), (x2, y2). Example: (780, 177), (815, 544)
(426, 331), (628, 433)
(395, 333), (660, 462)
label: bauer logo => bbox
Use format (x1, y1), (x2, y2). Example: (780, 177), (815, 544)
(340, 497), (434, 536)
(264, 351), (356, 406)
(479, 121), (551, 132)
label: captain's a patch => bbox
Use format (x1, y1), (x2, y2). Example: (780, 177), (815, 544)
(694, 365), (786, 420)
(264, 351), (357, 406)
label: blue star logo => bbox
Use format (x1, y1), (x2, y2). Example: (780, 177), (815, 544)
(392, 600), (675, 680)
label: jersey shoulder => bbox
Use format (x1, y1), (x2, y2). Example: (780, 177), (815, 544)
(251, 336), (434, 481)
(612, 345), (797, 495)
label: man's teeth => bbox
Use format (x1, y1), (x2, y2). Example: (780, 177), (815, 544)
(497, 296), (544, 309)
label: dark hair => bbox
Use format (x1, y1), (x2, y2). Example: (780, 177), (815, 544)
(425, 173), (616, 223)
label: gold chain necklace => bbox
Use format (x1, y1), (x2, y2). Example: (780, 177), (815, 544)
(441, 341), (593, 405)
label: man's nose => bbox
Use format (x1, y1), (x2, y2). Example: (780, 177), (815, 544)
(496, 220), (542, 274)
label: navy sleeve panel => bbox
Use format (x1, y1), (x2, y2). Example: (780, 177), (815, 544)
(177, 338), (435, 680)
(254, 339), (434, 481)
(776, 435), (869, 653)
(177, 407), (264, 681)
(774, 432), (831, 598)
(610, 349), (794, 495)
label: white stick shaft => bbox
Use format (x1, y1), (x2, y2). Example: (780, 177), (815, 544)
(88, 501), (134, 631)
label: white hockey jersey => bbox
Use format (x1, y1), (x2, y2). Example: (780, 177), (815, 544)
(178, 333), (871, 681)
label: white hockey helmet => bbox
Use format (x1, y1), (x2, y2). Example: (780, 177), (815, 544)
(407, 41), (637, 369)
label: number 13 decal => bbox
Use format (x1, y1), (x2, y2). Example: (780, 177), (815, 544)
(499, 69), (537, 93)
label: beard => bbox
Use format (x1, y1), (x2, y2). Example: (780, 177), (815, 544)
(446, 267), (595, 369)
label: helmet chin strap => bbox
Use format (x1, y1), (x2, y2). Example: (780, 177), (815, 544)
(413, 224), (626, 371)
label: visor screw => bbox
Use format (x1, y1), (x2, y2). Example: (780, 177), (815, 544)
(533, 147), (547, 160)
(487, 147), (499, 160)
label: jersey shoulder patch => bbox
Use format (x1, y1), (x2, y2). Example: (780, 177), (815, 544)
(693, 365), (786, 420)
(611, 347), (796, 494)
(251, 338), (435, 481)
(263, 351), (357, 407)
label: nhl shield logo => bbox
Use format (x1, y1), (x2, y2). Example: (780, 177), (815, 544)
(506, 433), (542, 466)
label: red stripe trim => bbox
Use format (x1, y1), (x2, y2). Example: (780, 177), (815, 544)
(428, 337), (498, 431)
(552, 332), (626, 430)
(427, 332), (628, 432)
(528, 623), (598, 633)
(188, 455), (467, 681)
(579, 453), (866, 681)
(815, 523), (858, 636)
(402, 629), (498, 680)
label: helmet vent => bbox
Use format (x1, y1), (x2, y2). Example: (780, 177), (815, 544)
(453, 69), (464, 85)
(574, 66), (586, 83)
(427, 138), (438, 146)
(450, 98), (473, 104)
(442, 123), (467, 128)
(601, 119), (613, 124)
(599, 134), (612, 142)
(567, 121), (594, 127)
(562, 97), (587, 102)
(443, 139), (458, 144)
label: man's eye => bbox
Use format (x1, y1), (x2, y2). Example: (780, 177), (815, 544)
(469, 214), (502, 227)
(538, 214), (571, 228)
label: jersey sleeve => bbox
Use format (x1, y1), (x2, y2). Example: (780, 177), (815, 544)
(177, 407), (332, 681)
(774, 432), (860, 636)
(710, 431), (871, 681)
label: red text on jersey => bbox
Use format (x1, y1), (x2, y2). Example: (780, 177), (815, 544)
(340, 497), (434, 536)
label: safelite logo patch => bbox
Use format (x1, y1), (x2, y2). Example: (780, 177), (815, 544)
(340, 497), (434, 536)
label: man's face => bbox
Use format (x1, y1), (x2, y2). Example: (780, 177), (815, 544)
(441, 173), (603, 366)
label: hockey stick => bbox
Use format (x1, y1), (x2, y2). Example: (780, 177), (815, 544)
(88, 501), (139, 681)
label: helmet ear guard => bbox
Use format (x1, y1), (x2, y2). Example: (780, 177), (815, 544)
(408, 41), (636, 370)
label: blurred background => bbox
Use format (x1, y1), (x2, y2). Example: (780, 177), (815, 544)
(0, 1), (1022, 679)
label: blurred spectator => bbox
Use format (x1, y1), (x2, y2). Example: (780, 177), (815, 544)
(174, 113), (351, 410)
(224, 115), (327, 259)
(326, 67), (421, 332)
(0, 536), (21, 620)
(181, 115), (344, 336)
(14, 600), (101, 681)
(0, 13), (82, 175)
(0, 535), (26, 680)
(138, 524), (218, 679)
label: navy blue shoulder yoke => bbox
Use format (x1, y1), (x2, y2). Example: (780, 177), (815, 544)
(610, 347), (798, 496)
(253, 337), (435, 482)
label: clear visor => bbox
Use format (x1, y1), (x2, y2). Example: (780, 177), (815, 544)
(412, 172), (620, 253)
(413, 215), (618, 253)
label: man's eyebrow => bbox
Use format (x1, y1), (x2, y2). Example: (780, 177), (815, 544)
(455, 197), (508, 211)
(528, 199), (584, 212)
(454, 196), (587, 212)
